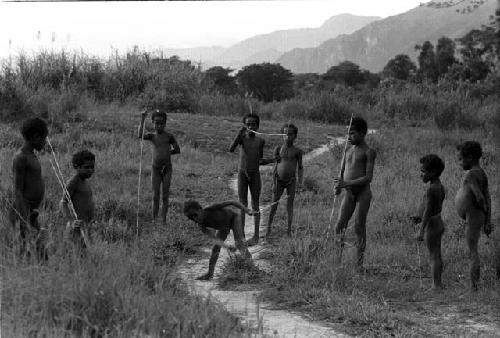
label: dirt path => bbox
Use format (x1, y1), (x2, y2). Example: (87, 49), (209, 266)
(176, 136), (349, 337)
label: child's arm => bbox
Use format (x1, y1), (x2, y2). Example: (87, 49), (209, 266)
(170, 134), (181, 155)
(297, 149), (304, 186)
(484, 182), (492, 235)
(12, 154), (29, 217)
(205, 201), (256, 214)
(259, 139), (274, 165)
(229, 127), (246, 152)
(416, 187), (437, 241)
(465, 172), (488, 213)
(60, 179), (77, 221)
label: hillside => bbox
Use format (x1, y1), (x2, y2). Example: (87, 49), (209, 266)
(278, 0), (497, 73)
(160, 14), (380, 69)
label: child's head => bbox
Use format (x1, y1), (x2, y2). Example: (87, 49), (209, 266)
(348, 117), (368, 145)
(183, 200), (203, 222)
(243, 113), (260, 132)
(72, 150), (95, 179)
(419, 154), (445, 183)
(281, 123), (298, 144)
(151, 109), (167, 132)
(21, 117), (48, 151)
(457, 141), (482, 170)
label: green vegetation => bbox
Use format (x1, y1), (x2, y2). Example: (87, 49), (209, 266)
(0, 9), (499, 335)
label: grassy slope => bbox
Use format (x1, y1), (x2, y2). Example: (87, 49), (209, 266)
(254, 127), (500, 336)
(0, 105), (338, 336)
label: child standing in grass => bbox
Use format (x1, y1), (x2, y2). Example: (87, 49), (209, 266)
(138, 109), (180, 226)
(183, 200), (256, 280)
(266, 123), (303, 239)
(412, 154), (446, 291)
(61, 150), (96, 251)
(334, 117), (376, 270)
(455, 141), (492, 292)
(229, 113), (274, 246)
(12, 117), (49, 260)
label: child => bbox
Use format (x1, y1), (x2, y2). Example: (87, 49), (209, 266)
(266, 123), (303, 238)
(334, 117), (376, 270)
(12, 117), (48, 259)
(229, 113), (273, 246)
(61, 150), (96, 250)
(138, 109), (180, 226)
(455, 141), (492, 291)
(183, 200), (256, 280)
(412, 154), (446, 290)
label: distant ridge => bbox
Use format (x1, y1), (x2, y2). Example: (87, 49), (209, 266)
(277, 0), (497, 73)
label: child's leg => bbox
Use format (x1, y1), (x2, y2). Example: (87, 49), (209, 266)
(151, 167), (161, 222)
(285, 180), (296, 236)
(232, 214), (252, 260)
(247, 171), (261, 245)
(466, 211), (484, 291)
(160, 168), (172, 225)
(353, 187), (372, 268)
(237, 171), (249, 238)
(335, 191), (356, 237)
(266, 177), (285, 237)
(425, 219), (444, 289)
(197, 229), (230, 280)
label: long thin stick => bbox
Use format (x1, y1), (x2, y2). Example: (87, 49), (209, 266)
(325, 113), (354, 241)
(46, 137), (90, 248)
(136, 116), (146, 236)
(416, 242), (423, 289)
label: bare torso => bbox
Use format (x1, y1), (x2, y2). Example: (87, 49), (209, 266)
(276, 144), (302, 181)
(344, 144), (372, 195)
(66, 175), (95, 223)
(13, 149), (44, 207)
(455, 168), (488, 219)
(238, 136), (264, 173)
(201, 207), (236, 231)
(147, 132), (176, 169)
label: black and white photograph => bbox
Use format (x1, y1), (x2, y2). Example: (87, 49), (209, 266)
(0, 0), (499, 336)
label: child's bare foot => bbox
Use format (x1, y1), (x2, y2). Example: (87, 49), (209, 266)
(196, 273), (213, 281)
(246, 237), (259, 247)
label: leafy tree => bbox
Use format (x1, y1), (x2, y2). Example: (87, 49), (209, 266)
(202, 66), (237, 95)
(323, 61), (366, 87)
(293, 73), (321, 93)
(236, 63), (294, 102)
(383, 54), (417, 80)
(416, 41), (439, 82)
(436, 36), (457, 76)
(456, 26), (497, 81)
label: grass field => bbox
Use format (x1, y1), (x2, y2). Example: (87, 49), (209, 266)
(226, 126), (500, 336)
(0, 106), (340, 336)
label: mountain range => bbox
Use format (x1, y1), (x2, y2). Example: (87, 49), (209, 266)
(160, 0), (496, 74)
(160, 13), (380, 69)
(278, 0), (497, 73)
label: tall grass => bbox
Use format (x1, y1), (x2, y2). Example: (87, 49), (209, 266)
(256, 127), (500, 335)
(0, 116), (246, 336)
(2, 49), (499, 134)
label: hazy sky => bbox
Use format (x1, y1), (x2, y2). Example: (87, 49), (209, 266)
(0, 0), (425, 57)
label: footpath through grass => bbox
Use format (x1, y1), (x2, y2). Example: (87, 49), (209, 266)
(0, 106), (338, 336)
(254, 127), (500, 336)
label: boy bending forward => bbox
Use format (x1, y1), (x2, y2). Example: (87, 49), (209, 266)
(183, 200), (255, 280)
